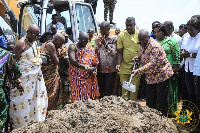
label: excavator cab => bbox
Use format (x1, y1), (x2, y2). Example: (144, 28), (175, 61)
(18, 0), (98, 42)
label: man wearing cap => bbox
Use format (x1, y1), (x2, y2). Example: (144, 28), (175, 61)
(164, 21), (182, 48)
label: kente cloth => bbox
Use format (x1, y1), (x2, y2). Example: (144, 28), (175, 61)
(0, 48), (10, 131)
(69, 44), (100, 102)
(0, 89), (7, 132)
(9, 41), (48, 129)
(40, 43), (63, 110)
(0, 35), (8, 48)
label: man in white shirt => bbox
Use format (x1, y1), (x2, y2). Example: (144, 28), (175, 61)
(164, 21), (182, 48)
(46, 14), (65, 32)
(178, 24), (188, 103)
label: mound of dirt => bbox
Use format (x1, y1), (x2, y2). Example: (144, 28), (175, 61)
(12, 96), (176, 133)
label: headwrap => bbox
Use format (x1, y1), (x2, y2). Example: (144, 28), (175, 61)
(0, 35), (8, 48)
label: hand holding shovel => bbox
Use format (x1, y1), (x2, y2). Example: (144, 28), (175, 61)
(122, 59), (137, 93)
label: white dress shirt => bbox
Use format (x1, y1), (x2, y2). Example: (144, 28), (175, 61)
(194, 48), (200, 76)
(46, 22), (65, 32)
(181, 33), (200, 72)
(171, 32), (182, 48)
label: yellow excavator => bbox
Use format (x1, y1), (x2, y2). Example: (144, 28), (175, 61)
(0, 0), (19, 22)
(0, 0), (19, 18)
(0, 0), (98, 42)
(0, 0), (19, 37)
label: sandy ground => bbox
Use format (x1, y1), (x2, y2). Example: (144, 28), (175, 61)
(11, 96), (177, 133)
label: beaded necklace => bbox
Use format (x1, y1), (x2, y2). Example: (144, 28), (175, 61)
(25, 37), (39, 58)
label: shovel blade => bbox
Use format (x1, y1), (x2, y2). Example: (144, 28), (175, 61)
(122, 80), (136, 93)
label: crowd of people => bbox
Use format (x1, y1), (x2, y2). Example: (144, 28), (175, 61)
(0, 8), (200, 132)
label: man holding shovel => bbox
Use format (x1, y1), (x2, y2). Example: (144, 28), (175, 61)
(116, 17), (141, 101)
(131, 29), (173, 116)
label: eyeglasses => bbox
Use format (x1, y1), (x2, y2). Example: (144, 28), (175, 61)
(179, 25), (187, 29)
(28, 30), (39, 37)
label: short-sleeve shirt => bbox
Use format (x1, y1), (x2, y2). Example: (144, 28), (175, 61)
(117, 30), (140, 74)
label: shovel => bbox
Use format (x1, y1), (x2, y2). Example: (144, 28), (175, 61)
(122, 59), (137, 92)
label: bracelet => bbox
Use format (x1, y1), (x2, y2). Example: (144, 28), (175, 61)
(190, 53), (193, 58)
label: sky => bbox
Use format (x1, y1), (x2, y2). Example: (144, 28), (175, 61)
(1, 0), (200, 33)
(95, 0), (200, 32)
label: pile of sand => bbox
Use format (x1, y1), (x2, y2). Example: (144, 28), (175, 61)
(12, 96), (176, 133)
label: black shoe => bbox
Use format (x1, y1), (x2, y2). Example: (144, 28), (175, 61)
(110, 21), (115, 24)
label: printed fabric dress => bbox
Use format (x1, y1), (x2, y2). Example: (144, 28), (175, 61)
(40, 42), (63, 110)
(9, 40), (48, 129)
(0, 48), (21, 132)
(157, 37), (180, 115)
(69, 44), (100, 102)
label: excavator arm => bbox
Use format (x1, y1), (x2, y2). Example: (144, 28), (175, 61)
(0, 0), (19, 33)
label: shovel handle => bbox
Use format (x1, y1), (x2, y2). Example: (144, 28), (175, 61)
(128, 59), (136, 84)
(128, 74), (133, 83)
(131, 59), (138, 74)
